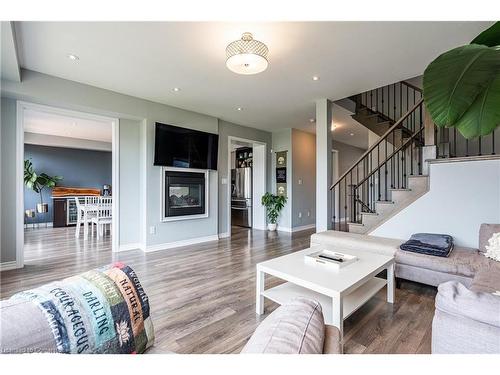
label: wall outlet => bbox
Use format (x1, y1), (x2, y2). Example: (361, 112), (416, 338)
(298, 178), (303, 185)
(221, 177), (227, 185)
(298, 212), (302, 218)
(307, 211), (311, 217)
(149, 226), (156, 235)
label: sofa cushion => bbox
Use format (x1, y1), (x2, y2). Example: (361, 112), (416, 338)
(479, 223), (500, 253)
(241, 298), (325, 354)
(471, 262), (500, 293)
(436, 281), (500, 328)
(311, 231), (403, 257)
(395, 246), (486, 278)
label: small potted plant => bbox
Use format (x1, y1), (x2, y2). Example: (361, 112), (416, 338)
(24, 159), (62, 213)
(261, 192), (287, 231)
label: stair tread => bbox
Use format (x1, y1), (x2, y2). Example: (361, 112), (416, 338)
(390, 188), (411, 191)
(361, 212), (378, 216)
(348, 222), (364, 226)
(408, 175), (429, 178)
(376, 200), (395, 204)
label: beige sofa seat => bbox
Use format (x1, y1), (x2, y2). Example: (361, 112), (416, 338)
(471, 262), (500, 293)
(395, 246), (488, 278)
(311, 230), (403, 257)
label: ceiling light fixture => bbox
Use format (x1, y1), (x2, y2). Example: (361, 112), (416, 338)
(237, 107), (243, 111)
(173, 87), (181, 92)
(226, 32), (269, 75)
(312, 76), (320, 81)
(350, 133), (355, 136)
(67, 54), (79, 61)
(331, 123), (337, 131)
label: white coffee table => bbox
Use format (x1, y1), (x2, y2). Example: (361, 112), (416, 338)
(256, 245), (395, 336)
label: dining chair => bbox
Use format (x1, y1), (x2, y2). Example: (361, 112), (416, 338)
(75, 196), (99, 239)
(91, 197), (113, 238)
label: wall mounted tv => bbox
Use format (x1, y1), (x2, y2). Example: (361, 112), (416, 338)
(154, 123), (219, 170)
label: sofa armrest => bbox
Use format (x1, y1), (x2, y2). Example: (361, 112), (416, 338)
(436, 281), (500, 327)
(323, 325), (342, 354)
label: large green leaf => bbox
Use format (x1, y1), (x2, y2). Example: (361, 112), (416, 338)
(455, 73), (500, 138)
(423, 44), (500, 127)
(471, 22), (500, 47)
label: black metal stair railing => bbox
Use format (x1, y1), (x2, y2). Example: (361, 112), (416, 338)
(353, 81), (423, 126)
(330, 99), (425, 231)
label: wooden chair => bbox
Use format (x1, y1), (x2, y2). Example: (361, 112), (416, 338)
(91, 197), (112, 238)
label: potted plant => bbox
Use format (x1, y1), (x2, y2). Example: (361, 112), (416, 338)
(24, 159), (63, 213)
(261, 192), (287, 231)
(423, 22), (500, 139)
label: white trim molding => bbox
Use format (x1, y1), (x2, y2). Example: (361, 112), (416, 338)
(278, 223), (316, 233)
(145, 235), (219, 253)
(0, 261), (19, 272)
(118, 243), (144, 252)
(16, 101), (120, 264)
(218, 232), (230, 239)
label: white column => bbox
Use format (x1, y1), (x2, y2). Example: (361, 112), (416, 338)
(316, 99), (332, 232)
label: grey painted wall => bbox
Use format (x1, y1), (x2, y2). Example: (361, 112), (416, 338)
(119, 119), (142, 246)
(1, 97), (17, 263)
(24, 144), (112, 224)
(291, 129), (316, 228)
(1, 69), (278, 263)
(332, 139), (366, 176)
(217, 120), (272, 234)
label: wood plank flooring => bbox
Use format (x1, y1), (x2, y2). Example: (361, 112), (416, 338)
(0, 226), (437, 354)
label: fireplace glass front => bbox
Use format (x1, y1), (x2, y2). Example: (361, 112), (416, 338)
(163, 170), (206, 218)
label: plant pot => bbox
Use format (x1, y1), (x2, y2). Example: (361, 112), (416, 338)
(268, 223), (277, 231)
(37, 203), (48, 213)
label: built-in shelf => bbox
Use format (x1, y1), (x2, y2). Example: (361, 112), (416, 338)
(261, 277), (387, 325)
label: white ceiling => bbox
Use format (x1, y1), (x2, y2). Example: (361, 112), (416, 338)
(12, 21), (492, 142)
(24, 108), (112, 142)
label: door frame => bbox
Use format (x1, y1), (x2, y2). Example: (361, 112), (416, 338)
(15, 101), (120, 269)
(227, 136), (267, 236)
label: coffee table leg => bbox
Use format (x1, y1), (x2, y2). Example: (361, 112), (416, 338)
(331, 294), (343, 337)
(387, 263), (395, 304)
(256, 267), (265, 315)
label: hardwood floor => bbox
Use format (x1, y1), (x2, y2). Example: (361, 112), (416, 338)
(1, 226), (437, 354)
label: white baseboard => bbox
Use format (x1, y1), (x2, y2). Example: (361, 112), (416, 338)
(0, 261), (20, 272)
(218, 232), (230, 239)
(145, 235), (219, 253)
(24, 222), (53, 229)
(117, 243), (144, 252)
(278, 223), (316, 233)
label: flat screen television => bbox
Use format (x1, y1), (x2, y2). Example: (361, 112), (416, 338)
(154, 123), (219, 170)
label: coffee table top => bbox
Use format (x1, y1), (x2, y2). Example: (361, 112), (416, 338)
(257, 245), (394, 297)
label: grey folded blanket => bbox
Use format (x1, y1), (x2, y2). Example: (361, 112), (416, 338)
(400, 233), (454, 257)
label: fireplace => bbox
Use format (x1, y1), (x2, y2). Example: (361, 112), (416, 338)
(162, 169), (207, 220)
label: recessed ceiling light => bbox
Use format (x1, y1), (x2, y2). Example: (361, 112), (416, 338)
(237, 107), (243, 111)
(67, 54), (79, 61)
(312, 76), (320, 81)
(309, 118), (315, 123)
(350, 133), (354, 136)
(173, 87), (181, 92)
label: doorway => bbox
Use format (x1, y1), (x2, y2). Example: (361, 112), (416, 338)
(16, 101), (119, 269)
(227, 136), (267, 235)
